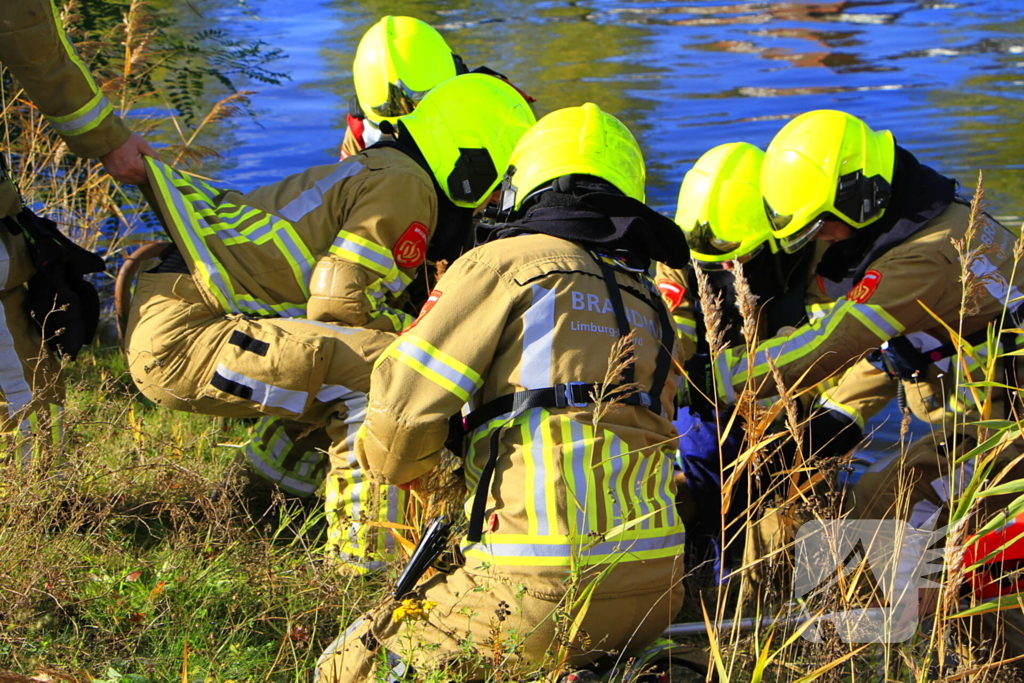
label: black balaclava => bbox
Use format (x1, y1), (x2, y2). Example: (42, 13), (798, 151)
(477, 175), (691, 270)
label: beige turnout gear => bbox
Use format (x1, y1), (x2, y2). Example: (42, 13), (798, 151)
(0, 0), (135, 458)
(143, 147), (437, 333)
(714, 202), (1024, 403)
(654, 263), (698, 358)
(132, 147), (441, 566)
(318, 233), (686, 682)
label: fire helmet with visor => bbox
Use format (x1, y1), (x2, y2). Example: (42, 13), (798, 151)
(676, 142), (773, 269)
(761, 109), (895, 253)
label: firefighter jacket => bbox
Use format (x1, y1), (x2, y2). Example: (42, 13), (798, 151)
(361, 232), (687, 593)
(714, 194), (1023, 405)
(143, 145), (438, 333)
(655, 244), (827, 371)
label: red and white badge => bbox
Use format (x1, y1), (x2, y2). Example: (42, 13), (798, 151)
(848, 270), (883, 303)
(394, 221), (428, 269)
(657, 279), (686, 310)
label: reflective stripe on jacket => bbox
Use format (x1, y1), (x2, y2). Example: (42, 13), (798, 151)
(143, 147), (437, 332)
(362, 233), (685, 589)
(717, 203), (1024, 402)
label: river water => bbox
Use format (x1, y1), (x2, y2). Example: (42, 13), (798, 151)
(192, 0), (1024, 458)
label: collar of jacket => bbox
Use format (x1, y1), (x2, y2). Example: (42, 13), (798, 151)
(366, 129), (476, 264)
(816, 145), (956, 297)
(476, 181), (691, 270)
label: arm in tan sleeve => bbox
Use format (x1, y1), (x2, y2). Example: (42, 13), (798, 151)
(307, 168), (437, 332)
(339, 126), (362, 160)
(815, 357), (897, 428)
(361, 256), (515, 484)
(715, 252), (957, 402)
(0, 0), (130, 158)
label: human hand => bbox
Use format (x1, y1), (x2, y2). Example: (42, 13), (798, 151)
(100, 132), (159, 185)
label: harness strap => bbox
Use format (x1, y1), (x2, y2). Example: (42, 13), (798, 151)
(596, 258), (636, 385)
(648, 277), (675, 418)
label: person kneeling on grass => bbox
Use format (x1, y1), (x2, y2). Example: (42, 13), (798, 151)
(316, 103), (697, 683)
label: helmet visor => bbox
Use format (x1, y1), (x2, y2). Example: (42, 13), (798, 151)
(369, 80), (430, 119)
(694, 241), (765, 271)
(778, 216), (825, 254)
(685, 220), (763, 262)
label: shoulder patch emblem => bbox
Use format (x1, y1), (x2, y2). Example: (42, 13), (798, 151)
(848, 270), (883, 304)
(657, 279), (686, 311)
(394, 222), (429, 269)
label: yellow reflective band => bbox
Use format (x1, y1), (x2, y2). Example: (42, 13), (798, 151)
(807, 302), (834, 322)
(45, 90), (113, 136)
(598, 427), (616, 531)
(848, 304), (904, 341)
(462, 528), (686, 567)
(330, 230), (396, 277)
(520, 416), (542, 537)
(391, 336), (483, 402)
(673, 313), (697, 341)
(723, 297), (904, 388)
(147, 160), (235, 314)
(46, 0), (106, 126)
(276, 232), (315, 300)
(816, 394), (866, 429)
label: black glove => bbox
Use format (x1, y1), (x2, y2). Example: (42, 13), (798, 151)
(806, 409), (865, 461)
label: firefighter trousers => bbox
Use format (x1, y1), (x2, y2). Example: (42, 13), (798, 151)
(315, 564), (685, 683)
(243, 415), (408, 569)
(126, 272), (401, 566)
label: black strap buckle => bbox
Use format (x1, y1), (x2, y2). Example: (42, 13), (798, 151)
(563, 382), (590, 408)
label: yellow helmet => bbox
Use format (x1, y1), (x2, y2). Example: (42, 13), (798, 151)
(762, 109), (894, 253)
(676, 142), (773, 267)
(500, 103), (645, 214)
(400, 74), (536, 208)
(353, 16), (457, 124)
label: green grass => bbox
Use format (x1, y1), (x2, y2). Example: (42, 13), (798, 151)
(0, 346), (383, 682)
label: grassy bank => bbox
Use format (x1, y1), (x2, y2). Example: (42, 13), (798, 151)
(0, 347), (382, 681)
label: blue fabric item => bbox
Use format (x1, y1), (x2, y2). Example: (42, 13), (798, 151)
(674, 407), (742, 582)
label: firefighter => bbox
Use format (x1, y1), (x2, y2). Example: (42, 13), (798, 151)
(664, 142), (879, 585)
(0, 0), (156, 462)
(696, 109), (1024, 657)
(340, 15), (533, 160)
(127, 74), (535, 569)
(656, 141), (825, 355)
(316, 103), (693, 683)
(684, 110), (1018, 417)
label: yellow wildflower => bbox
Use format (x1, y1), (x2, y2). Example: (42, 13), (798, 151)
(392, 598), (438, 622)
